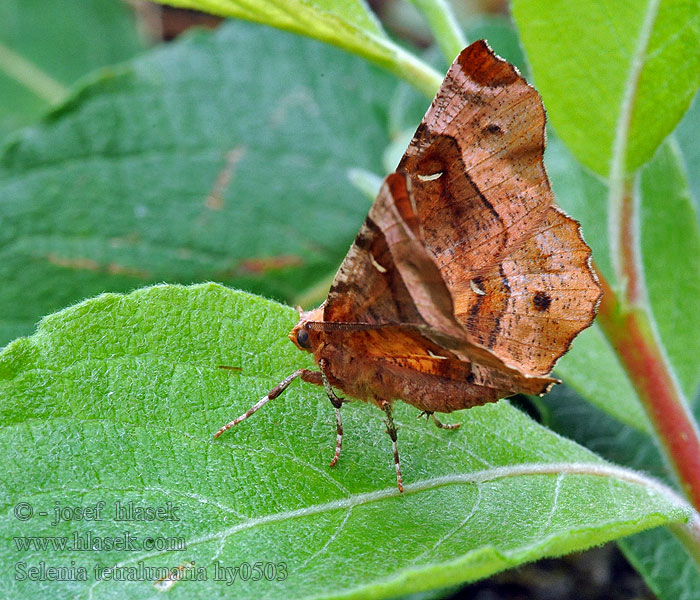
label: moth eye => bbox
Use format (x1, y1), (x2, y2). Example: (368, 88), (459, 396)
(296, 328), (311, 348)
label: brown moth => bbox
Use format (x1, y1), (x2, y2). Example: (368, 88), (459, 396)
(215, 40), (603, 491)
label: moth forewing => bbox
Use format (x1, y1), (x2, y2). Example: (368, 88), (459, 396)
(214, 40), (602, 493)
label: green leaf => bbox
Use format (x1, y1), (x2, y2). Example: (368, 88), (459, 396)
(675, 91), (700, 218)
(543, 384), (700, 600)
(511, 0), (700, 177)
(546, 133), (700, 430)
(544, 133), (647, 430)
(620, 527), (700, 600)
(0, 0), (143, 141)
(555, 326), (650, 432)
(0, 284), (691, 599)
(149, 0), (443, 97)
(0, 21), (397, 347)
(640, 141), (700, 398)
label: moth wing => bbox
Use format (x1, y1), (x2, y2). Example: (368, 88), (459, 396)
(324, 173), (457, 336)
(454, 206), (602, 375)
(396, 40), (601, 375)
(368, 338), (555, 410)
(314, 324), (553, 411)
(398, 40), (551, 275)
(323, 173), (556, 403)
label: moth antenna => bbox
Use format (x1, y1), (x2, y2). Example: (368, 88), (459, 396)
(305, 321), (393, 332)
(213, 369), (307, 438)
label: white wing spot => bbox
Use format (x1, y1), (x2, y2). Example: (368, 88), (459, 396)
(417, 171), (443, 182)
(427, 349), (448, 360)
(370, 254), (387, 273)
(470, 279), (486, 295)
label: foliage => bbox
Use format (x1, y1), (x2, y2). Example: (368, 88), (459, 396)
(0, 0), (143, 139)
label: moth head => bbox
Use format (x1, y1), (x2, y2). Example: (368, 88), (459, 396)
(288, 306), (324, 352)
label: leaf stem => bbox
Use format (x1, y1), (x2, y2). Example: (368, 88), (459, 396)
(407, 0), (467, 63)
(0, 41), (68, 103)
(389, 43), (443, 98)
(618, 177), (644, 303)
(601, 127), (700, 515)
(596, 270), (700, 512)
(606, 0), (659, 281)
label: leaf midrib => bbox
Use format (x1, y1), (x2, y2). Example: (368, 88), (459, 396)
(607, 0), (660, 193)
(85, 460), (691, 599)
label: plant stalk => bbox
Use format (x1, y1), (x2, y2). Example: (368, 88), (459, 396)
(407, 0), (467, 63)
(390, 43), (443, 98)
(0, 41), (68, 103)
(598, 177), (700, 512)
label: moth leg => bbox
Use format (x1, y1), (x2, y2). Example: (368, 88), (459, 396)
(318, 358), (347, 467)
(416, 410), (460, 430)
(430, 412), (461, 430)
(381, 401), (404, 493)
(328, 397), (344, 468)
(416, 410), (431, 423)
(213, 368), (321, 438)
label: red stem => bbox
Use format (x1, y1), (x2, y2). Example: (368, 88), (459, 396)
(598, 177), (700, 512)
(597, 274), (700, 510)
(619, 183), (642, 304)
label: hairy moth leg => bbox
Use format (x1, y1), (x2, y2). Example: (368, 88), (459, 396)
(431, 412), (461, 430)
(416, 410), (460, 430)
(381, 401), (404, 493)
(319, 358), (348, 467)
(213, 368), (322, 438)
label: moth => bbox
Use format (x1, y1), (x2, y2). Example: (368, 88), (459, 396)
(215, 40), (602, 491)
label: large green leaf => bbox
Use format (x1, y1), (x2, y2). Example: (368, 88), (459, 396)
(0, 0), (143, 141)
(620, 527), (700, 600)
(676, 91), (700, 219)
(543, 133), (643, 430)
(0, 283), (692, 599)
(511, 0), (700, 177)
(543, 385), (700, 600)
(640, 141), (700, 399)
(546, 133), (700, 427)
(0, 21), (397, 347)
(148, 0), (443, 96)
(554, 325), (649, 432)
